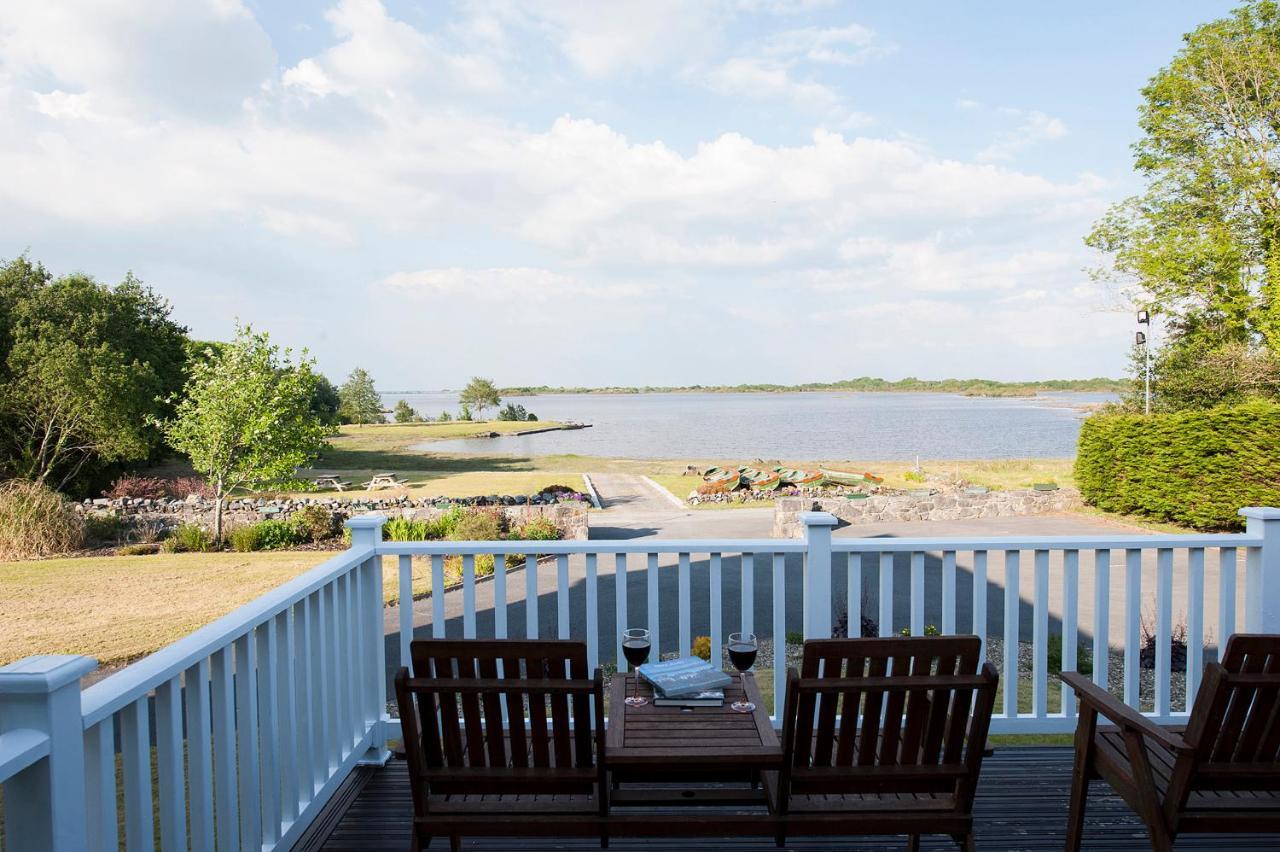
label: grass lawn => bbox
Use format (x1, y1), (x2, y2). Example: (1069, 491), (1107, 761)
(0, 551), (440, 668)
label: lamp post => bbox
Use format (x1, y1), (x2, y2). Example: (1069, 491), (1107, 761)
(1137, 310), (1151, 414)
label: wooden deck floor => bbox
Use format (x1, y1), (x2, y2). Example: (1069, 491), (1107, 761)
(303, 746), (1277, 851)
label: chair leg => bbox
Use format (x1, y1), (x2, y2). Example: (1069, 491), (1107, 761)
(907, 835), (921, 852)
(1066, 707), (1097, 852)
(450, 836), (462, 852)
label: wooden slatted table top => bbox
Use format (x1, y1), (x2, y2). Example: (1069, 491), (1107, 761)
(606, 673), (782, 770)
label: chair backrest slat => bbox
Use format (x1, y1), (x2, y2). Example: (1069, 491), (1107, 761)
(780, 636), (997, 803)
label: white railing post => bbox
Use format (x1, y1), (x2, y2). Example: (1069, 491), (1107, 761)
(0, 655), (97, 852)
(1241, 507), (1280, 633)
(345, 513), (390, 765)
(799, 512), (839, 639)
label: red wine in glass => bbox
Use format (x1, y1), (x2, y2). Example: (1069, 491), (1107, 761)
(727, 632), (757, 713)
(621, 628), (651, 707)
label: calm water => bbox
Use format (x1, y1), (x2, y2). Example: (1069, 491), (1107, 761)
(383, 391), (1112, 460)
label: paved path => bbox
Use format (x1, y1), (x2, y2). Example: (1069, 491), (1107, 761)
(381, 478), (1242, 695)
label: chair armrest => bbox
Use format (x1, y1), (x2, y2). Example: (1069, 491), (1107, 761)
(1060, 671), (1189, 753)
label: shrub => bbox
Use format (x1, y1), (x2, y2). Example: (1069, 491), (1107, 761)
(526, 412), (538, 422)
(1075, 399), (1280, 529)
(170, 476), (213, 499)
(84, 513), (127, 545)
(447, 509), (505, 541)
(384, 517), (432, 541)
(163, 523), (213, 553)
(0, 480), (86, 559)
(444, 553), (496, 579)
(118, 542), (159, 556)
(103, 474), (170, 500)
(228, 524), (262, 552)
(899, 624), (941, 637)
(497, 403), (528, 421)
(253, 519), (305, 550)
(1048, 634), (1094, 676)
(691, 635), (712, 661)
(509, 517), (562, 541)
(903, 470), (926, 483)
(292, 504), (337, 542)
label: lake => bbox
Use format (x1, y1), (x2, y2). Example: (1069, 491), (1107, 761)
(381, 391), (1113, 460)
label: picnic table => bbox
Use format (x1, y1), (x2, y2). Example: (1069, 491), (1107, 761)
(363, 473), (405, 490)
(310, 475), (348, 491)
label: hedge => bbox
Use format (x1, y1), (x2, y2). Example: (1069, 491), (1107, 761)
(1074, 399), (1280, 530)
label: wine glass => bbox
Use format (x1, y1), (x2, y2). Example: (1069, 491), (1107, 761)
(621, 628), (652, 707)
(727, 632), (758, 713)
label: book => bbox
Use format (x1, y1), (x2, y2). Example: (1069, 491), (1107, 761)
(653, 688), (724, 708)
(637, 656), (733, 699)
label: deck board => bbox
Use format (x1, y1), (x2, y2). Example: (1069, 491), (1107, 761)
(304, 746), (1277, 850)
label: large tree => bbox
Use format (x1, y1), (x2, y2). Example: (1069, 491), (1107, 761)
(162, 326), (331, 542)
(459, 377), (500, 418)
(0, 257), (189, 492)
(338, 367), (383, 424)
(1087, 1), (1280, 408)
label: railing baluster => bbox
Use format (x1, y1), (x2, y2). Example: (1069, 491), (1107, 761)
(257, 618), (282, 844)
(235, 631), (263, 849)
(156, 676), (186, 850)
(433, 555), (447, 639)
(648, 552), (661, 654)
(1062, 550), (1079, 718)
(1003, 551), (1020, 718)
(211, 646), (240, 852)
(973, 551), (988, 663)
(324, 581), (342, 770)
(463, 555), (477, 639)
(184, 658), (215, 852)
(312, 588), (332, 783)
(585, 554), (599, 672)
(710, 553), (723, 668)
(678, 552), (692, 656)
(399, 555), (413, 667)
(878, 552), (893, 637)
(1219, 547), (1237, 650)
(85, 717), (117, 852)
(1032, 550), (1049, 720)
(742, 553), (755, 638)
(848, 553), (862, 639)
(1155, 548), (1173, 718)
(942, 550), (956, 635)
(1124, 548), (1142, 708)
(1187, 547), (1205, 710)
(295, 598), (315, 804)
(495, 549), (508, 640)
(122, 698), (154, 852)
(773, 552), (786, 717)
(615, 553), (628, 661)
(910, 551), (925, 636)
(277, 610), (300, 825)
(1093, 550), (1110, 690)
(557, 554), (571, 640)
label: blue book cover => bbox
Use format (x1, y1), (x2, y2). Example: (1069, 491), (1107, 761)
(637, 656), (733, 698)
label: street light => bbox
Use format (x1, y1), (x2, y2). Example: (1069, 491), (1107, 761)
(1137, 310), (1152, 414)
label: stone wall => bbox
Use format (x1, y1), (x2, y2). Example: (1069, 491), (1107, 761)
(76, 494), (591, 540)
(773, 488), (1083, 537)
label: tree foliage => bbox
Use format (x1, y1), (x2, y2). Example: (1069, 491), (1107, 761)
(161, 326), (331, 541)
(459, 377), (500, 417)
(393, 399), (418, 423)
(0, 256), (189, 493)
(1087, 1), (1280, 407)
(310, 373), (341, 425)
(338, 367), (383, 424)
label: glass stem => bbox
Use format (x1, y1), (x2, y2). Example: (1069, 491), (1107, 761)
(741, 671), (748, 703)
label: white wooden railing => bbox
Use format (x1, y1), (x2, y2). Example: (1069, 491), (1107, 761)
(2, 508), (1279, 850)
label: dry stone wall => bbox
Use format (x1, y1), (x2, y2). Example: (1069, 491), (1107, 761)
(774, 488), (1082, 537)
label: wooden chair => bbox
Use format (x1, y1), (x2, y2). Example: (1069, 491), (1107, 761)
(771, 636), (999, 851)
(1062, 633), (1280, 851)
(395, 639), (608, 851)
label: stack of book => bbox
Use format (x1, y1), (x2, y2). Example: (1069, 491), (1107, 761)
(637, 657), (734, 707)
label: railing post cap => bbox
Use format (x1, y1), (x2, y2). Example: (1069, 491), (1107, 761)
(345, 513), (387, 530)
(0, 655), (97, 694)
(798, 511), (839, 527)
(1240, 507), (1280, 521)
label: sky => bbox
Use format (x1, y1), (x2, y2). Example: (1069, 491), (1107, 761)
(0, 0), (1239, 389)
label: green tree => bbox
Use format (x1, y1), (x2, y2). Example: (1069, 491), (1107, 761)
(1087, 1), (1280, 406)
(161, 326), (331, 542)
(458, 377), (500, 418)
(0, 257), (189, 492)
(393, 399), (418, 423)
(497, 402), (528, 421)
(310, 374), (342, 425)
(437, 410), (452, 422)
(338, 367), (383, 424)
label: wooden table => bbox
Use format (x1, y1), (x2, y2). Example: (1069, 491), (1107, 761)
(363, 473), (403, 490)
(311, 475), (348, 491)
(606, 673), (782, 808)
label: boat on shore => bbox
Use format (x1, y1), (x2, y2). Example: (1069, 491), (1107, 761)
(774, 467), (824, 486)
(819, 468), (884, 486)
(741, 468), (782, 490)
(700, 468), (742, 492)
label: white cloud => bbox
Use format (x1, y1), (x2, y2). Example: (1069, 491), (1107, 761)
(762, 24), (894, 65)
(706, 57), (840, 108)
(976, 108), (1068, 162)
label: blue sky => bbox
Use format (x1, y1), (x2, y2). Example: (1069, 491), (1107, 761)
(0, 1), (1237, 388)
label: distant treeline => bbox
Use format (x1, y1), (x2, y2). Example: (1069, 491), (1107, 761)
(498, 377), (1126, 396)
